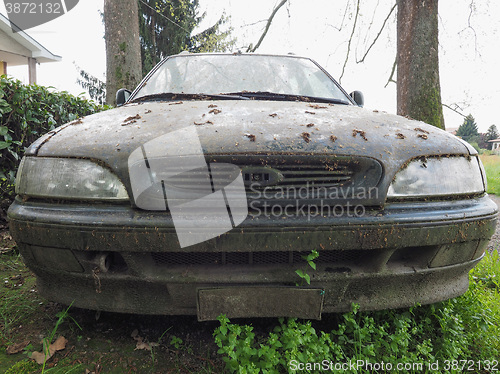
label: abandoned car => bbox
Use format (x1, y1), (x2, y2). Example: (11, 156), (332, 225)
(8, 53), (498, 320)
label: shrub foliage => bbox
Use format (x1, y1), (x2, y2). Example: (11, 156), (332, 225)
(0, 76), (107, 212)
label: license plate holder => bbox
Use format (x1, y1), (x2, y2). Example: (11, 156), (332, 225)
(197, 286), (324, 321)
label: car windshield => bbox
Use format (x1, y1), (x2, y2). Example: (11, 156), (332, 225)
(131, 54), (351, 103)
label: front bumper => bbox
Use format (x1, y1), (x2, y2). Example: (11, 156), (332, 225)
(8, 195), (498, 319)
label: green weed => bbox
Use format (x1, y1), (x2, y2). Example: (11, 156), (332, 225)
(214, 251), (500, 373)
(295, 250), (319, 286)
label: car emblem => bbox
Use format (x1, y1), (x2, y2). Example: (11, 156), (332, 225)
(242, 167), (283, 187)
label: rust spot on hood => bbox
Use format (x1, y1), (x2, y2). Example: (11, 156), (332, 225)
(417, 134), (428, 140)
(245, 134), (256, 141)
(209, 108), (222, 115)
(330, 135), (337, 142)
(396, 133), (405, 139)
(301, 132), (311, 143)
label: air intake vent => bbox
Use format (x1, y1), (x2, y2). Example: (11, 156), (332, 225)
(151, 250), (364, 266)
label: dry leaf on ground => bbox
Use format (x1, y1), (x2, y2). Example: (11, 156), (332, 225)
(31, 336), (68, 364)
(6, 340), (30, 355)
(131, 329), (159, 351)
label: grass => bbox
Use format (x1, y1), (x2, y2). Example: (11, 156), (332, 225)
(480, 154), (500, 195)
(0, 252), (40, 344)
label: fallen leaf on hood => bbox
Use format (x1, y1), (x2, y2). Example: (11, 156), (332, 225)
(308, 104), (327, 109)
(301, 132), (311, 143)
(121, 114), (141, 126)
(194, 120), (214, 126)
(69, 118), (83, 126)
(31, 336), (68, 364)
(414, 127), (430, 134)
(352, 129), (368, 141)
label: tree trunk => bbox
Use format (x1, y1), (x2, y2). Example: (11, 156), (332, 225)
(104, 0), (142, 106)
(397, 0), (444, 129)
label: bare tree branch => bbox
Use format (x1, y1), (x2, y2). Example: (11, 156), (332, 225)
(339, 0), (361, 84)
(442, 103), (467, 118)
(247, 0), (288, 53)
(458, 0), (479, 57)
(384, 57), (397, 88)
(242, 19), (268, 28)
(326, 0), (351, 32)
(357, 2), (397, 63)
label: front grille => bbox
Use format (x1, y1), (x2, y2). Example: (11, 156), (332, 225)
(238, 155), (382, 203)
(245, 164), (353, 190)
(151, 250), (364, 266)
(139, 155), (383, 208)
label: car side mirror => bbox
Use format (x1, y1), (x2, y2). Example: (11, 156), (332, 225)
(116, 88), (132, 107)
(350, 91), (364, 107)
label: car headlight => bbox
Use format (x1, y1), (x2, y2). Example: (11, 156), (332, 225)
(15, 157), (129, 201)
(387, 156), (485, 198)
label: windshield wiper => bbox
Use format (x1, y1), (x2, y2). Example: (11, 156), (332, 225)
(224, 91), (350, 105)
(130, 92), (251, 103)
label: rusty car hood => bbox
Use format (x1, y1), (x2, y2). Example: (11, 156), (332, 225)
(28, 100), (471, 198)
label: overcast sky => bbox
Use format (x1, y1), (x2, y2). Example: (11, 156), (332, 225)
(2, 0), (498, 132)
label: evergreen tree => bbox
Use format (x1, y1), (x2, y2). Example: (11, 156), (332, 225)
(485, 125), (499, 149)
(455, 114), (479, 142)
(138, 0), (235, 76)
(79, 1), (235, 102)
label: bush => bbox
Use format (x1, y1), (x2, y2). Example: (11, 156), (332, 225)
(0, 76), (109, 215)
